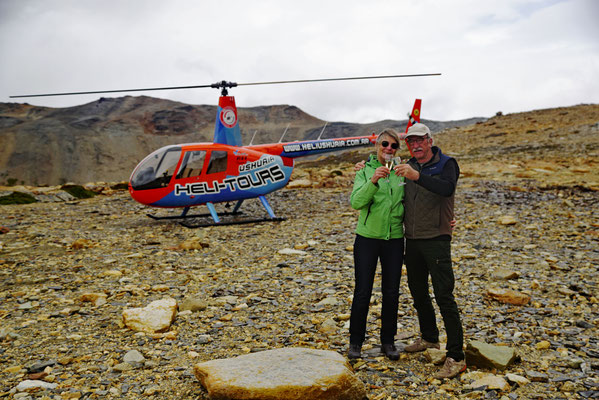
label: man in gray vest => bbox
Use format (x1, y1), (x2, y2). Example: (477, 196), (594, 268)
(395, 122), (466, 379)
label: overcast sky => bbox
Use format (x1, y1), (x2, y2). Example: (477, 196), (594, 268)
(1, 0), (597, 123)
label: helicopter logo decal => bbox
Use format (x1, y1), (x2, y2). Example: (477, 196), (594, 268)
(220, 106), (237, 128)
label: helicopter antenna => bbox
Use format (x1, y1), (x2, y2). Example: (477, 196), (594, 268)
(10, 73), (441, 98)
(278, 123), (291, 143)
(248, 130), (258, 146)
(316, 122), (328, 140)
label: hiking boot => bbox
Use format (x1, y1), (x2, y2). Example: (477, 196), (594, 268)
(433, 357), (467, 379)
(347, 343), (362, 359)
(381, 343), (400, 361)
(404, 338), (440, 352)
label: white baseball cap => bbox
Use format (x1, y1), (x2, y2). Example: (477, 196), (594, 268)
(405, 123), (431, 137)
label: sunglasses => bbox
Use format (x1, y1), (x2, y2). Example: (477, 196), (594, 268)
(381, 141), (399, 149)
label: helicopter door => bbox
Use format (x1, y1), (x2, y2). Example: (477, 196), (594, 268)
(175, 150), (207, 179)
(206, 150), (228, 175)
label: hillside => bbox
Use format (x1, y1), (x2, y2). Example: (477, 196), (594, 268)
(297, 103), (599, 192)
(0, 103), (598, 399)
(0, 96), (482, 186)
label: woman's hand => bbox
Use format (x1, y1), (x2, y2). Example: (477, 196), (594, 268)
(371, 166), (390, 184)
(354, 160), (365, 171)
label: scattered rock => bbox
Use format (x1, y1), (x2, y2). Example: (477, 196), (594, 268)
(79, 292), (107, 306)
(465, 341), (518, 371)
(278, 248), (308, 256)
(15, 379), (58, 391)
(525, 370), (549, 382)
(287, 178), (313, 188)
(122, 297), (178, 333)
(179, 297), (207, 312)
(486, 287), (531, 305)
(498, 215), (518, 225)
(505, 373), (530, 386)
(464, 373), (510, 391)
(492, 268), (520, 280)
(424, 348), (447, 365)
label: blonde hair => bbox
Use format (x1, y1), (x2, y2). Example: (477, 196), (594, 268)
(376, 128), (400, 147)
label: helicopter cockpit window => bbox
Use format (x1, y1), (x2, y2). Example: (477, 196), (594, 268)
(206, 151), (228, 174)
(130, 147), (182, 190)
(176, 150), (206, 179)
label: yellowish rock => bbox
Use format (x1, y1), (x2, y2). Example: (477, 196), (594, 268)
(287, 178), (312, 188)
(486, 287), (531, 305)
(102, 269), (122, 278)
(79, 292), (107, 306)
(3, 365), (23, 373)
(536, 340), (551, 350)
(498, 215), (518, 225)
(71, 239), (94, 249)
(122, 297), (178, 333)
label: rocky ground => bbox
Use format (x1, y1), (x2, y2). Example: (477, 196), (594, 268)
(1, 104), (598, 399)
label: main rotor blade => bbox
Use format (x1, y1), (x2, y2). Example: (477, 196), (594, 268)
(10, 73), (441, 98)
(237, 73), (441, 87)
(9, 83), (215, 98)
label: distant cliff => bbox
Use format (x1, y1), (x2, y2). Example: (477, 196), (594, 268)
(0, 96), (484, 185)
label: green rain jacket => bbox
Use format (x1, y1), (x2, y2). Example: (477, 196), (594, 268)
(350, 155), (405, 240)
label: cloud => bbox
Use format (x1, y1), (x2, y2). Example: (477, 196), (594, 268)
(1, 0), (597, 123)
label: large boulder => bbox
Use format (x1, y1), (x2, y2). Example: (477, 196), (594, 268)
(194, 347), (366, 400)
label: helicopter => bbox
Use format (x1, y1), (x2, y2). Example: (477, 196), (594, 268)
(10, 74), (435, 227)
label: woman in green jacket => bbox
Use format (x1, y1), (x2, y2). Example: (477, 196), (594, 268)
(348, 128), (405, 360)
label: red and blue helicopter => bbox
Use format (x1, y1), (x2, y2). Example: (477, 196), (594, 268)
(11, 75), (434, 227)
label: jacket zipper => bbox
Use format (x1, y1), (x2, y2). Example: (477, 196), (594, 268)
(364, 203), (372, 225)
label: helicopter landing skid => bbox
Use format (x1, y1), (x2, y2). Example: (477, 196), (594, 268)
(146, 210), (242, 221)
(180, 196), (285, 228)
(147, 196), (285, 228)
(180, 216), (285, 229)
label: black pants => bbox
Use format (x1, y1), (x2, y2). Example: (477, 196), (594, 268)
(405, 239), (464, 361)
(350, 234), (404, 345)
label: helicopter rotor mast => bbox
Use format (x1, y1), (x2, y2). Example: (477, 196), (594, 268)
(10, 73), (441, 98)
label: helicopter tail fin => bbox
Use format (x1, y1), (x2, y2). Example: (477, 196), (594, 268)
(402, 99), (422, 158)
(213, 95), (242, 146)
(402, 98), (421, 138)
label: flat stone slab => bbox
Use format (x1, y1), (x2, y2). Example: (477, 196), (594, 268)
(194, 347), (366, 400)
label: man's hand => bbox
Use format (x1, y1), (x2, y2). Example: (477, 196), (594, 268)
(395, 164), (420, 181)
(354, 160), (365, 171)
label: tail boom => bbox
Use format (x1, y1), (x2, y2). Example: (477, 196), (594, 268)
(249, 134), (376, 158)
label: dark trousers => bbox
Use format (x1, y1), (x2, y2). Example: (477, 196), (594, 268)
(405, 239), (464, 361)
(350, 234), (404, 345)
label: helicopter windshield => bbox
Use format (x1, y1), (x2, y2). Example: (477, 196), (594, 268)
(130, 147), (181, 190)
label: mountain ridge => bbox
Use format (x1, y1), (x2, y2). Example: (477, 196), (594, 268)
(0, 94), (512, 186)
